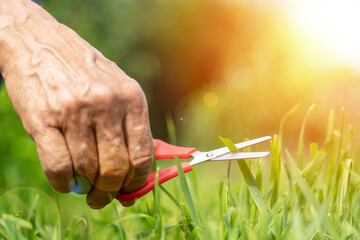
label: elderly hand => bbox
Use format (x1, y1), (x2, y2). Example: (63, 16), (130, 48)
(0, 0), (153, 208)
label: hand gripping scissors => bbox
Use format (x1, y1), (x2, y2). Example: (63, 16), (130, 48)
(116, 136), (271, 202)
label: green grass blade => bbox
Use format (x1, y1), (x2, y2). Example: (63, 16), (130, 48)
(279, 103), (301, 147)
(286, 149), (340, 238)
(189, 226), (201, 240)
(304, 148), (327, 185)
(327, 108), (346, 212)
(159, 185), (183, 212)
(2, 214), (33, 230)
(237, 161), (266, 212)
(175, 157), (201, 227)
(64, 217), (87, 239)
(150, 153), (157, 173)
(344, 124), (354, 159)
(219, 137), (240, 153)
(219, 136), (267, 213)
(270, 134), (281, 207)
(337, 159), (352, 217)
(223, 207), (237, 239)
(324, 109), (334, 149)
(227, 180), (239, 209)
(296, 104), (315, 169)
(153, 166), (163, 239)
(337, 108), (345, 162)
(218, 181), (227, 238)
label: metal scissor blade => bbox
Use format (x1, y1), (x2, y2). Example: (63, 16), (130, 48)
(189, 136), (272, 166)
(210, 151), (270, 161)
(234, 136), (272, 150)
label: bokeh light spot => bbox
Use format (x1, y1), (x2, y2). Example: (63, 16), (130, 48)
(180, 117), (183, 121)
(136, 145), (141, 150)
(203, 92), (218, 107)
(228, 67), (254, 90)
(69, 176), (91, 197)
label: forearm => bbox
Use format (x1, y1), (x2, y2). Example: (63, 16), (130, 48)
(0, 0), (97, 82)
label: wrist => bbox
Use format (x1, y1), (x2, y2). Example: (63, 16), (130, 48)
(0, 0), (63, 79)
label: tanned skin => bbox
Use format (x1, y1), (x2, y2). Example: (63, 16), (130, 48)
(0, 0), (153, 209)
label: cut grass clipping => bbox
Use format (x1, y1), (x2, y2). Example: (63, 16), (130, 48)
(0, 106), (359, 239)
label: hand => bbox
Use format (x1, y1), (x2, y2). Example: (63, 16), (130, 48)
(0, 0), (153, 209)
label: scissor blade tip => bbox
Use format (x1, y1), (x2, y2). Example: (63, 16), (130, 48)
(211, 151), (270, 161)
(254, 151), (270, 157)
(263, 151), (270, 156)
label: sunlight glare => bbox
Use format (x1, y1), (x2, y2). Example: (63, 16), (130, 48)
(287, 0), (360, 68)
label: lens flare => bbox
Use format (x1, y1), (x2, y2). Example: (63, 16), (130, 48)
(203, 92), (218, 107)
(69, 176), (91, 197)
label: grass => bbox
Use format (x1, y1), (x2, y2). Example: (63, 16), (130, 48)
(0, 102), (359, 239)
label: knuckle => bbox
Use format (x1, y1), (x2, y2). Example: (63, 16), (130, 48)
(22, 116), (45, 140)
(130, 139), (153, 170)
(100, 161), (130, 179)
(120, 81), (144, 104)
(132, 155), (153, 171)
(22, 108), (54, 139)
(60, 96), (81, 114)
(91, 85), (116, 105)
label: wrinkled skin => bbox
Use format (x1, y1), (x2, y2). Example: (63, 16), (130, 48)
(0, 0), (153, 209)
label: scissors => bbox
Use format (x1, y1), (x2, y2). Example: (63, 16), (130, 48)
(116, 136), (271, 201)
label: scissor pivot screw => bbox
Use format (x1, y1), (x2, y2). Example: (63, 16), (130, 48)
(206, 152), (214, 157)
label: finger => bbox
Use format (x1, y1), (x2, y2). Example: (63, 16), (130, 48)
(119, 101), (153, 207)
(63, 122), (96, 194)
(94, 133), (130, 191)
(86, 188), (118, 209)
(86, 118), (130, 209)
(120, 199), (136, 207)
(119, 164), (136, 207)
(86, 144), (99, 188)
(35, 127), (74, 193)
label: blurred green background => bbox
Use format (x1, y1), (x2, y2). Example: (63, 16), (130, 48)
(41, 0), (360, 150)
(1, 0), (360, 220)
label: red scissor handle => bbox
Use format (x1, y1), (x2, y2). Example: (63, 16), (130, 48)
(116, 162), (192, 201)
(153, 139), (197, 159)
(116, 139), (196, 201)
